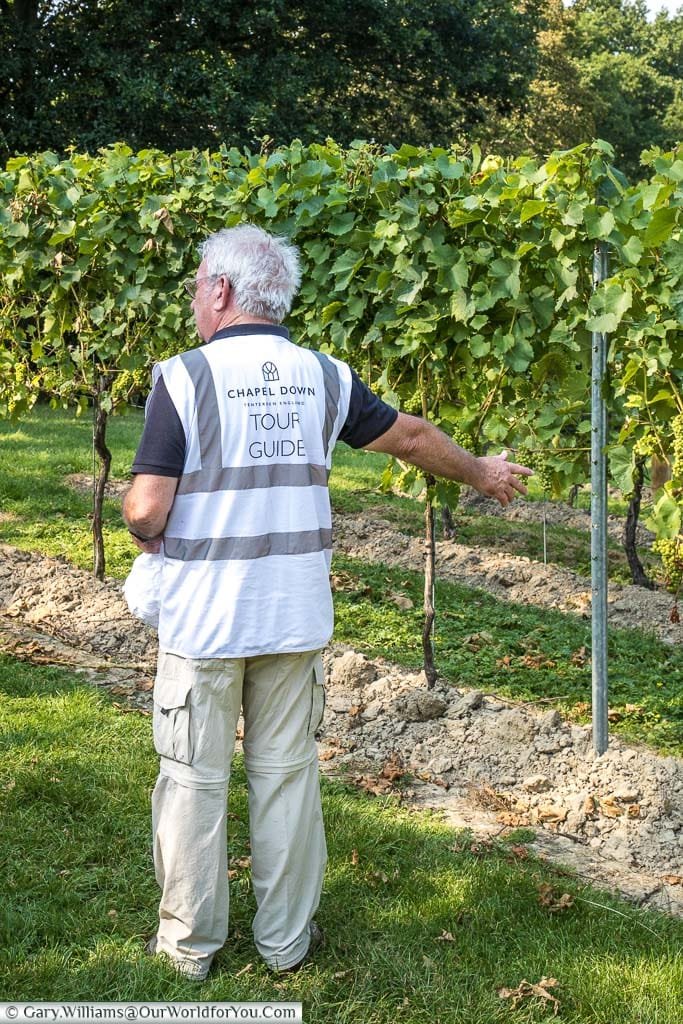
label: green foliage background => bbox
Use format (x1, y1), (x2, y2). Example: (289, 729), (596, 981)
(1, 137), (681, 540)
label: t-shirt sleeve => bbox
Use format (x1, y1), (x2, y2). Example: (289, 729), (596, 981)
(131, 374), (186, 476)
(337, 369), (399, 449)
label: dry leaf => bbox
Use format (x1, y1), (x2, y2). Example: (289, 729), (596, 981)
(319, 749), (337, 761)
(662, 874), (683, 886)
(627, 804), (640, 819)
(351, 849), (359, 866)
(348, 704), (365, 718)
(436, 930), (455, 942)
(136, 678), (154, 691)
(538, 883), (574, 912)
(109, 684), (134, 696)
(107, 909), (118, 919)
(380, 757), (404, 782)
(536, 804), (568, 825)
(334, 970), (353, 979)
(498, 976), (560, 1015)
(600, 795), (624, 818)
(571, 646), (588, 667)
(235, 963), (253, 977)
(508, 844), (529, 860)
(4, 779), (16, 792)
(232, 856), (251, 869)
(583, 795), (597, 817)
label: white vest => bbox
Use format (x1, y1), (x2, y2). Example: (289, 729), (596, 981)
(154, 331), (352, 659)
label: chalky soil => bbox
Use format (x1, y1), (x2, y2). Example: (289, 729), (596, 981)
(0, 535), (681, 917)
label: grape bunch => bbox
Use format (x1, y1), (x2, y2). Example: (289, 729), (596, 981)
(522, 449), (553, 495)
(451, 425), (475, 454)
(653, 537), (683, 595)
(633, 431), (658, 459)
(672, 414), (683, 478)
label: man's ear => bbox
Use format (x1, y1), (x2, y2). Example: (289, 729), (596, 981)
(214, 275), (230, 310)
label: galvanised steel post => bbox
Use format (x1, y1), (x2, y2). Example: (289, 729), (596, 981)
(591, 243), (609, 755)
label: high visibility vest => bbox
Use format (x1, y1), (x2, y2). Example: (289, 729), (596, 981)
(154, 330), (353, 658)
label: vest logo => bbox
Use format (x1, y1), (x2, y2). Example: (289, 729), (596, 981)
(262, 361), (279, 382)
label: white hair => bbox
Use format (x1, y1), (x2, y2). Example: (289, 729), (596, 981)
(199, 224), (301, 324)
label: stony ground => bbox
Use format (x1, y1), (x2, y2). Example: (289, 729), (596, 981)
(1, 528), (681, 918)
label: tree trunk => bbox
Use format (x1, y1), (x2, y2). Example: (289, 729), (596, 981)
(623, 456), (654, 590)
(441, 504), (456, 540)
(423, 475), (437, 689)
(93, 377), (113, 580)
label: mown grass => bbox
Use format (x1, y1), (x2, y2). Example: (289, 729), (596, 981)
(1, 655), (682, 1021)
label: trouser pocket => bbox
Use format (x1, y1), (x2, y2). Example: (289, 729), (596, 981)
(308, 655), (326, 740)
(153, 672), (195, 765)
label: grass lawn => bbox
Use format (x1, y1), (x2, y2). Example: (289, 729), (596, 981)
(1, 655), (682, 1021)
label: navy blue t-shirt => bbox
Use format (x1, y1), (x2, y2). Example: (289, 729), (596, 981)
(132, 332), (398, 476)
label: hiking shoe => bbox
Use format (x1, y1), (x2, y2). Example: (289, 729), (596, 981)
(277, 921), (325, 974)
(145, 936), (211, 982)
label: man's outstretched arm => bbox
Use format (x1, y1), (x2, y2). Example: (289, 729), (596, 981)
(364, 412), (533, 507)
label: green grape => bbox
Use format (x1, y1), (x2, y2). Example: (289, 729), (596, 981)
(672, 415), (683, 478)
(451, 426), (474, 452)
(403, 389), (423, 415)
(653, 536), (683, 594)
(633, 431), (658, 459)
(523, 449), (552, 494)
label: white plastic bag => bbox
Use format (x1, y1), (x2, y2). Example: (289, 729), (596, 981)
(123, 545), (164, 628)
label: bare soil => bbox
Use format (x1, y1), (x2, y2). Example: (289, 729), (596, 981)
(1, 526), (681, 917)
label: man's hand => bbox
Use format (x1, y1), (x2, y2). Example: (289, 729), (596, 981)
(471, 450), (533, 507)
(129, 532), (163, 554)
(364, 414), (533, 506)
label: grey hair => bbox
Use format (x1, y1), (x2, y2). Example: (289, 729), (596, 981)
(198, 224), (301, 324)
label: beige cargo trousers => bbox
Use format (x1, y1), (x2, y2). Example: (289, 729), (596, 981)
(151, 648), (327, 978)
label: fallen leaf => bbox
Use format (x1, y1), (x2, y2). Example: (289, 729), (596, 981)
(498, 976), (560, 1015)
(600, 795), (624, 818)
(380, 756), (404, 782)
(436, 930), (455, 942)
(583, 795), (597, 817)
(107, 909), (118, 919)
(348, 704), (365, 718)
(627, 804), (641, 819)
(136, 678), (154, 692)
(508, 844), (529, 860)
(235, 963), (253, 977)
(351, 849), (359, 866)
(570, 646), (588, 667)
(390, 593), (414, 611)
(334, 970), (353, 979)
(662, 874), (683, 886)
(319, 749), (337, 761)
(537, 804), (568, 825)
(538, 883), (574, 912)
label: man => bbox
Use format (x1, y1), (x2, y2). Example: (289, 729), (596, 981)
(123, 223), (531, 981)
